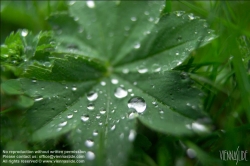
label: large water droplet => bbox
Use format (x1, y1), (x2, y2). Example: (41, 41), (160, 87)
(86, 151), (95, 160)
(85, 139), (94, 147)
(59, 121), (67, 127)
(128, 97), (146, 113)
(114, 87), (128, 98)
(87, 103), (94, 110)
(81, 115), (89, 122)
(87, 91), (98, 101)
(86, 0), (95, 8)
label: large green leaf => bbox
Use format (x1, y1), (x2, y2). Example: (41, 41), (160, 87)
(1, 1), (216, 166)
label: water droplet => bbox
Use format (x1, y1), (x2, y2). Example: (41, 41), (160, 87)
(120, 133), (124, 139)
(87, 91), (98, 101)
(188, 13), (195, 20)
(35, 97), (43, 102)
(128, 97), (146, 113)
(128, 112), (138, 119)
(86, 151), (95, 160)
(176, 52), (179, 55)
(86, 0), (95, 8)
(175, 11), (184, 17)
(100, 81), (106, 86)
(96, 115), (101, 119)
(69, 1), (76, 5)
(187, 148), (196, 158)
(134, 43), (140, 49)
(148, 17), (154, 22)
(21, 29), (28, 37)
(152, 64), (161, 72)
(114, 87), (128, 98)
(74, 17), (79, 21)
(32, 79), (37, 83)
(93, 130), (98, 136)
(111, 78), (118, 84)
(81, 115), (89, 122)
(87, 103), (94, 110)
(137, 66), (148, 74)
(67, 114), (73, 119)
(144, 11), (149, 15)
(85, 139), (94, 147)
(57, 127), (62, 131)
(72, 87), (77, 91)
(59, 121), (67, 127)
(111, 125), (116, 131)
(128, 130), (136, 141)
(131, 17), (137, 21)
(100, 109), (106, 114)
(122, 68), (129, 74)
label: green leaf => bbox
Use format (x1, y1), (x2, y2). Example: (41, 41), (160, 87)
(2, 1), (216, 166)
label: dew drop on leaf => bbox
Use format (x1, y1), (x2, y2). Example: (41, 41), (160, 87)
(134, 43), (140, 49)
(81, 115), (89, 122)
(187, 148), (196, 158)
(111, 78), (119, 84)
(122, 68), (129, 74)
(57, 128), (62, 132)
(87, 91), (98, 101)
(85, 139), (94, 147)
(128, 97), (146, 113)
(67, 114), (73, 119)
(111, 125), (116, 131)
(21, 29), (28, 37)
(93, 130), (98, 136)
(86, 151), (95, 160)
(152, 64), (161, 72)
(137, 66), (148, 74)
(86, 0), (95, 8)
(114, 87), (128, 98)
(131, 17), (137, 21)
(35, 97), (43, 102)
(72, 87), (77, 91)
(100, 109), (106, 114)
(128, 112), (138, 119)
(87, 103), (95, 110)
(128, 130), (136, 141)
(100, 81), (106, 86)
(59, 121), (67, 127)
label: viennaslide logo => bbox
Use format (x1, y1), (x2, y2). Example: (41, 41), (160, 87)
(219, 146), (248, 165)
